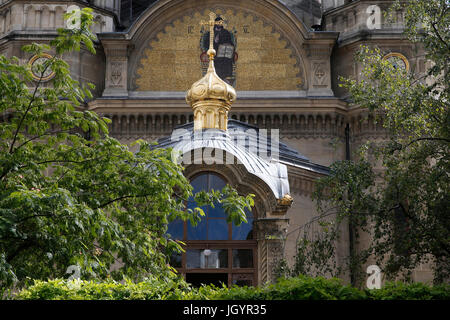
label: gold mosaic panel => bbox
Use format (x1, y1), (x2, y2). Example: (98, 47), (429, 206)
(134, 8), (303, 91)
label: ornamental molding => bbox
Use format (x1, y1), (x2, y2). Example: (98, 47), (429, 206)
(28, 52), (55, 82)
(183, 163), (279, 218)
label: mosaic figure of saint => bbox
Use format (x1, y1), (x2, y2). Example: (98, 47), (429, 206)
(200, 16), (237, 86)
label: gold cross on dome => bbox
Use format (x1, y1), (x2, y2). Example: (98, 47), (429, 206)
(200, 12), (217, 59)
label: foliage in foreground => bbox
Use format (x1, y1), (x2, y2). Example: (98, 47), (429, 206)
(294, 0), (449, 284)
(0, 8), (253, 291)
(14, 275), (450, 300)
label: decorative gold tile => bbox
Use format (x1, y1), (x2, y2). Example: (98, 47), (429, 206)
(237, 50), (260, 63)
(134, 7), (304, 91)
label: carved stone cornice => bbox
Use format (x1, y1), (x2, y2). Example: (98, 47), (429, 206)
(88, 96), (350, 139)
(302, 41), (334, 59)
(98, 112), (348, 141)
(286, 165), (327, 196)
(88, 96), (349, 111)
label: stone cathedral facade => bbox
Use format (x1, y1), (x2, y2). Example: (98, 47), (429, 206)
(0, 0), (433, 286)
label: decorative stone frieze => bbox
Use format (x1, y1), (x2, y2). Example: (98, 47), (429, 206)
(99, 110), (348, 140)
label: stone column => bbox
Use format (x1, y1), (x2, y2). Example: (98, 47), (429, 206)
(102, 40), (132, 97)
(9, 4), (23, 32)
(256, 217), (289, 284)
(35, 8), (41, 30)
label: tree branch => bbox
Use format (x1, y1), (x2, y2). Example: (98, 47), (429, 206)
(9, 61), (52, 154)
(6, 240), (34, 263)
(16, 213), (55, 224)
(14, 129), (72, 152)
(405, 137), (450, 148)
(431, 21), (450, 51)
(95, 194), (153, 210)
(17, 156), (106, 170)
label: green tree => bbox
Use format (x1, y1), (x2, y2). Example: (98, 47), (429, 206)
(0, 8), (253, 292)
(312, 0), (449, 284)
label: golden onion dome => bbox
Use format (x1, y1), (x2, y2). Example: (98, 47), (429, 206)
(186, 49), (237, 107)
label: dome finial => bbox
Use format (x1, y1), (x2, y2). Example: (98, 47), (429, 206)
(186, 12), (236, 131)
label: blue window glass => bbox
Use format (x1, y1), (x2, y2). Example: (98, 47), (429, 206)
(232, 209), (253, 240)
(167, 218), (183, 240)
(188, 173), (229, 240)
(207, 174), (227, 218)
(208, 202), (226, 218)
(186, 196), (196, 210)
(209, 174), (226, 191)
(232, 217), (253, 240)
(166, 172), (254, 241)
(191, 174), (208, 193)
(187, 217), (207, 240)
(208, 219), (229, 240)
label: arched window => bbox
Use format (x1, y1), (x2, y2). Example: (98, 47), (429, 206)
(167, 172), (256, 287)
(168, 173), (254, 241)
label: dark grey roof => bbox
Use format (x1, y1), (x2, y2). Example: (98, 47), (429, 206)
(154, 120), (329, 198)
(158, 120), (328, 172)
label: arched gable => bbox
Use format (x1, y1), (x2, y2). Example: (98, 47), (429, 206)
(99, 0), (338, 100)
(124, 0), (315, 93)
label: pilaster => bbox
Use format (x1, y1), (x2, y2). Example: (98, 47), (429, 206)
(303, 40), (335, 97)
(102, 40), (132, 97)
(256, 217), (289, 284)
